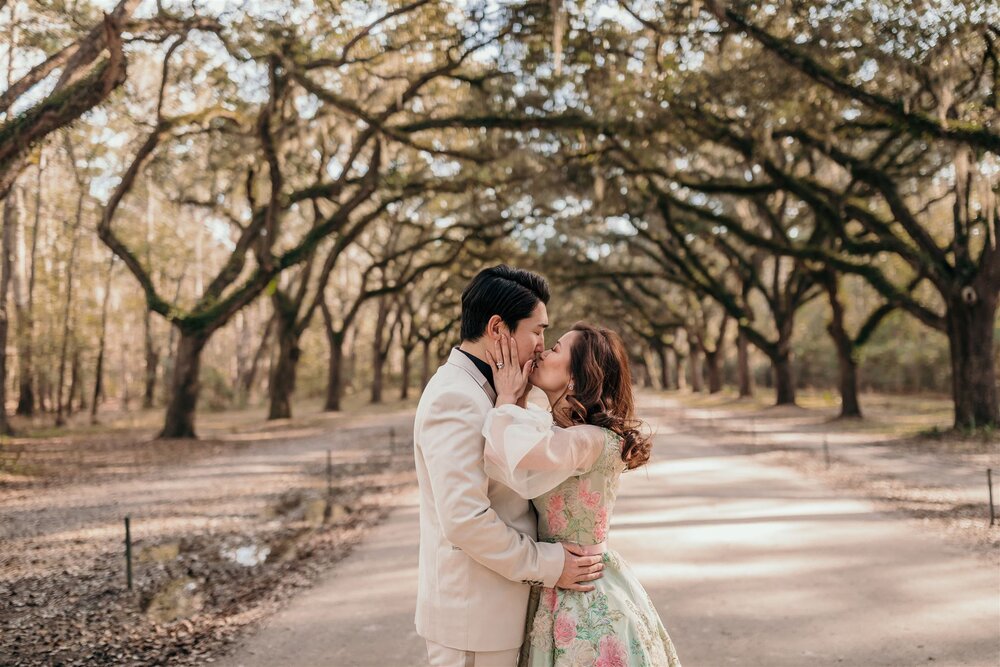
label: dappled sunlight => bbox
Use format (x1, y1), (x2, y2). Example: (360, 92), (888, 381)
(606, 412), (1000, 666)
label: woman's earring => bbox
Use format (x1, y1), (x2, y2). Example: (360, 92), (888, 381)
(568, 381), (574, 391)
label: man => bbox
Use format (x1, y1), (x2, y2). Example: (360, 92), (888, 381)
(413, 265), (604, 667)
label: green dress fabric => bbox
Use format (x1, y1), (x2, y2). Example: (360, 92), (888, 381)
(523, 429), (683, 667)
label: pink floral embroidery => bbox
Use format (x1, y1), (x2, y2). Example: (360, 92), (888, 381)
(553, 613), (577, 647)
(542, 587), (558, 612)
(595, 635), (627, 667)
(548, 493), (565, 511)
(578, 479), (602, 510)
(594, 507), (609, 542)
(548, 508), (568, 534)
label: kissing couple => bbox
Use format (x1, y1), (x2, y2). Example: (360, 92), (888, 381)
(413, 266), (682, 667)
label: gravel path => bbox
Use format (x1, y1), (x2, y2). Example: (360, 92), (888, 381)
(215, 396), (1000, 666)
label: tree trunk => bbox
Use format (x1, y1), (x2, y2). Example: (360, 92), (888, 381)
(142, 176), (158, 408)
(704, 349), (723, 394)
(268, 314), (300, 420)
(771, 348), (796, 405)
(421, 339), (432, 389)
(945, 288), (999, 428)
(0, 190), (17, 434)
(736, 327), (752, 398)
(688, 342), (704, 392)
(820, 271), (863, 418)
(324, 331), (345, 412)
(400, 345), (413, 400)
(159, 330), (208, 439)
(55, 191), (83, 427)
(90, 256), (114, 422)
(15, 161), (40, 416)
(142, 309), (160, 408)
(142, 308), (158, 408)
(74, 346), (87, 411)
(371, 350), (385, 403)
(658, 344), (670, 390)
(370, 297), (390, 404)
(67, 345), (81, 417)
(673, 348), (687, 391)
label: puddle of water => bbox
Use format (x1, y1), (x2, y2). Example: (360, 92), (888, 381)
(220, 543), (271, 567)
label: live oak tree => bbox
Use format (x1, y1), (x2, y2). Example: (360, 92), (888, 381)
(96, 2), (509, 437)
(524, 0), (998, 426)
(0, 0), (141, 203)
(688, 0), (1000, 427)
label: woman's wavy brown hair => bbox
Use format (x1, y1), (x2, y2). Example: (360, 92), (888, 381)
(552, 322), (652, 470)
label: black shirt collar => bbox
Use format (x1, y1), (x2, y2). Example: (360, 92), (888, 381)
(456, 347), (495, 393)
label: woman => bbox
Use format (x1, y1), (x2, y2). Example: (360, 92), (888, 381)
(483, 323), (682, 667)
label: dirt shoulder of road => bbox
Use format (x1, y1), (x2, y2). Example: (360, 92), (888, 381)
(0, 396), (419, 667)
(658, 388), (1000, 567)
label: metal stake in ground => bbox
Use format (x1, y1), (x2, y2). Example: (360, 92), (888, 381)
(988, 468), (995, 527)
(823, 434), (830, 469)
(390, 426), (396, 456)
(124, 516), (133, 591)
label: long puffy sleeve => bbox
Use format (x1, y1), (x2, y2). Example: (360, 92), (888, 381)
(482, 403), (607, 499)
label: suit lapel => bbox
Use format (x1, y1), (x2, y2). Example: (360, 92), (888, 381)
(446, 348), (497, 404)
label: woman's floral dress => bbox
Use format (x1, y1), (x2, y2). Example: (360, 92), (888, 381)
(483, 404), (682, 667)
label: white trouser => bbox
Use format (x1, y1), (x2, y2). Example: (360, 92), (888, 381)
(425, 639), (520, 667)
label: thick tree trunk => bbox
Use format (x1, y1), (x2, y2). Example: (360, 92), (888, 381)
(945, 289), (999, 428)
(658, 345), (670, 390)
(688, 341), (704, 393)
(771, 349), (796, 405)
(324, 332), (345, 412)
(159, 330), (208, 439)
(736, 327), (753, 398)
(768, 314), (797, 406)
(821, 272), (863, 418)
(704, 349), (723, 394)
(268, 316), (300, 420)
(371, 351), (385, 403)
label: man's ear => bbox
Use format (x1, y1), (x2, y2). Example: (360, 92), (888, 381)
(486, 315), (509, 340)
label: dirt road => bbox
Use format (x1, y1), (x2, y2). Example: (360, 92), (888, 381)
(217, 397), (1000, 666)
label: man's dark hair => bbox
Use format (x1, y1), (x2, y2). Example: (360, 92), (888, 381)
(460, 265), (550, 341)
